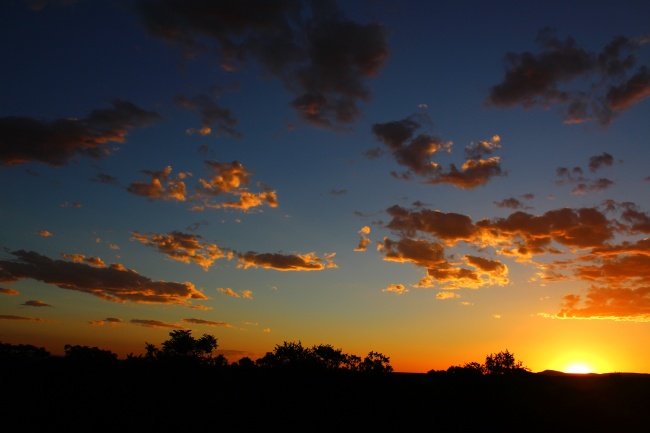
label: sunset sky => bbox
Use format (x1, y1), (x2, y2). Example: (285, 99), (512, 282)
(2, 0), (650, 374)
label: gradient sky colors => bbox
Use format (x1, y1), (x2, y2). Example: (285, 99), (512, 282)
(2, 0), (650, 374)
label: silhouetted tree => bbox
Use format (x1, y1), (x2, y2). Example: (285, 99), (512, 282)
(359, 351), (393, 373)
(0, 342), (50, 362)
(145, 329), (218, 365)
(256, 341), (316, 369)
(63, 344), (118, 364)
(233, 356), (256, 369)
(312, 344), (348, 370)
(483, 349), (528, 375)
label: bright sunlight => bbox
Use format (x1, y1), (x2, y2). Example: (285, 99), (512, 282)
(565, 362), (594, 374)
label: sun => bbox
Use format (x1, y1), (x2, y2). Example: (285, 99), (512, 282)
(565, 362), (593, 374)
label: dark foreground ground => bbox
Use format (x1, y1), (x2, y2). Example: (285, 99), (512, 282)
(3, 360), (650, 432)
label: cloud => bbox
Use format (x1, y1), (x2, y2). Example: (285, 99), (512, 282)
(127, 166), (190, 201)
(0, 250), (208, 305)
(493, 197), (532, 210)
(372, 116), (504, 188)
(131, 231), (229, 271)
(588, 152), (614, 172)
(135, 0), (388, 128)
(436, 291), (459, 300)
(0, 287), (19, 295)
(382, 283), (409, 294)
(488, 28), (650, 125)
(89, 317), (123, 326)
(174, 91), (241, 138)
(61, 253), (106, 268)
(90, 173), (120, 186)
(236, 251), (337, 271)
(35, 230), (52, 237)
(217, 287), (240, 298)
(60, 202), (82, 208)
(182, 318), (233, 327)
(130, 319), (183, 329)
(194, 160), (278, 211)
(0, 314), (43, 322)
(21, 300), (52, 307)
(354, 226), (371, 252)
(0, 100), (161, 166)
(242, 290), (253, 299)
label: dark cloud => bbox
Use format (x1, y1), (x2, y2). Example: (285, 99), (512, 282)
(0, 287), (19, 295)
(0, 250), (207, 305)
(588, 152), (614, 172)
(236, 251), (337, 271)
(130, 319), (183, 328)
(182, 318), (232, 327)
(0, 314), (43, 322)
(174, 92), (241, 138)
(488, 28), (649, 125)
(135, 0), (388, 128)
(0, 100), (161, 166)
(493, 197), (531, 210)
(372, 116), (504, 188)
(90, 173), (120, 185)
(128, 166), (190, 202)
(131, 231), (228, 271)
(21, 300), (52, 307)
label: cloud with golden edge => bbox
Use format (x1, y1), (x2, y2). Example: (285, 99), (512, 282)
(127, 166), (190, 201)
(131, 230), (229, 271)
(0, 250), (208, 305)
(354, 226), (371, 251)
(217, 287), (240, 298)
(236, 251), (337, 271)
(61, 253), (106, 267)
(382, 283), (409, 295)
(194, 161), (278, 211)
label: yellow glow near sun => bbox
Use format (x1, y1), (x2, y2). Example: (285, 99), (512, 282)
(565, 362), (593, 374)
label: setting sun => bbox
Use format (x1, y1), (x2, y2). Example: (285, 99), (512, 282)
(565, 362), (594, 374)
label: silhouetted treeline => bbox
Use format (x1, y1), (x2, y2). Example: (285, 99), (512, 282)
(2, 333), (650, 432)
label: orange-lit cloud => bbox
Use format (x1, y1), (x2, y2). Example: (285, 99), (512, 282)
(61, 253), (106, 267)
(217, 287), (240, 298)
(354, 226), (371, 252)
(488, 29), (650, 125)
(436, 291), (460, 300)
(135, 0), (388, 128)
(131, 231), (228, 271)
(237, 251), (337, 271)
(0, 287), (19, 295)
(195, 161), (278, 211)
(383, 283), (409, 294)
(182, 318), (233, 327)
(127, 166), (190, 201)
(0, 100), (160, 166)
(0, 250), (208, 305)
(35, 230), (52, 237)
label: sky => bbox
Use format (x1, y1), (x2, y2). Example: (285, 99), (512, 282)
(1, 0), (650, 374)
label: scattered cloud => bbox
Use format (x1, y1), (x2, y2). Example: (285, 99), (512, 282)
(217, 287), (240, 298)
(0, 100), (161, 166)
(354, 226), (371, 252)
(0, 314), (43, 322)
(131, 231), (229, 271)
(236, 251), (337, 271)
(134, 0), (388, 129)
(35, 230), (52, 237)
(0, 250), (208, 305)
(127, 166), (190, 202)
(436, 291), (460, 300)
(488, 28), (650, 125)
(89, 317), (123, 326)
(175, 91), (241, 138)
